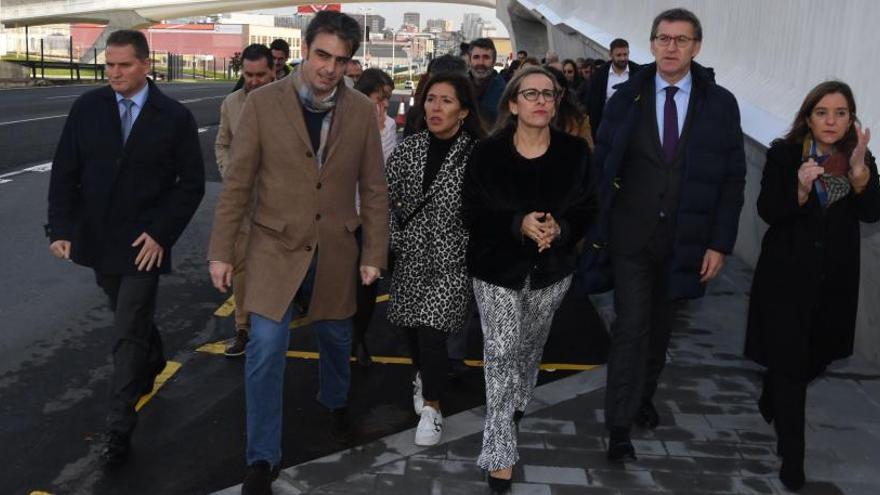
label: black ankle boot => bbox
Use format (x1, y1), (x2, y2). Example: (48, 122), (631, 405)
(758, 373), (774, 424)
(487, 473), (512, 493)
(779, 459), (805, 491)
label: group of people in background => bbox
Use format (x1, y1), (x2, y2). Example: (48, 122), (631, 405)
(45, 5), (876, 495)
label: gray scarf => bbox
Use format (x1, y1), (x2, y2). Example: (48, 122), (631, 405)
(291, 66), (338, 169)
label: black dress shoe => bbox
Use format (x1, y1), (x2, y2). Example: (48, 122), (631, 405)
(330, 407), (354, 444)
(634, 400), (660, 429)
(487, 473), (512, 493)
(607, 427), (636, 463)
(243, 461), (274, 495)
(100, 431), (131, 467)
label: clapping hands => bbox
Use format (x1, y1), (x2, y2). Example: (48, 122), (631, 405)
(849, 123), (872, 192)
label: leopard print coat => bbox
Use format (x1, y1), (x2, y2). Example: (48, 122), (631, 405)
(386, 130), (477, 333)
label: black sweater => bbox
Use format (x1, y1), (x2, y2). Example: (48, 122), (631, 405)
(462, 127), (597, 290)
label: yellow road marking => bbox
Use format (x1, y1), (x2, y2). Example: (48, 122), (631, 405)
(214, 295), (236, 317)
(195, 342), (597, 371)
(29, 492), (53, 495)
(214, 294), (391, 318)
(135, 361), (181, 411)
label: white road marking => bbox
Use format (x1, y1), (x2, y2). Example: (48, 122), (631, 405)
(179, 95), (225, 104)
(45, 94), (81, 100)
(0, 162), (53, 185)
(0, 114), (67, 126)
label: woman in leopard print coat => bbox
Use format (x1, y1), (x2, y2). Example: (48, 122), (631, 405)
(386, 71), (485, 446)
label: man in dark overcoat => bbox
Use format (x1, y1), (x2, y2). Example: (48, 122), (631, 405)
(46, 29), (205, 465)
(592, 8), (746, 462)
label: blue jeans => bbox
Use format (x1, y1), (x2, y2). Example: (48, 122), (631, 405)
(244, 261), (353, 468)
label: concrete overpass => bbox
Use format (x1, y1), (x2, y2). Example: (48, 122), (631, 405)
(1, 0), (495, 28)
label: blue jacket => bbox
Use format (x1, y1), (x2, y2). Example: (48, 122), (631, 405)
(475, 71), (506, 127)
(593, 62), (746, 299)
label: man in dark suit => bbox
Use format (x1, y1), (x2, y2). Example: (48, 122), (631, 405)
(593, 8), (745, 462)
(47, 29), (204, 466)
(586, 38), (641, 140)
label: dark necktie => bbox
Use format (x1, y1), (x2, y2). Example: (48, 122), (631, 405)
(121, 99), (134, 145)
(663, 86), (679, 163)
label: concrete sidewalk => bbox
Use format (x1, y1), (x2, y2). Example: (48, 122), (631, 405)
(214, 257), (880, 494)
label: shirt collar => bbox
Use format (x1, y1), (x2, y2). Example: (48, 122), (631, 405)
(655, 70), (692, 95)
(115, 81), (150, 108)
(610, 63), (629, 76)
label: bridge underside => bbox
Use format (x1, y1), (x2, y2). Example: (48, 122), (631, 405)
(2, 0), (496, 28)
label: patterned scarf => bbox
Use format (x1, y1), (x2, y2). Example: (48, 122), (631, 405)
(291, 65), (338, 169)
(802, 134), (851, 208)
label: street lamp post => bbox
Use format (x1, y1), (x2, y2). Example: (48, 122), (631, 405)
(391, 30), (395, 79)
(361, 8), (370, 67)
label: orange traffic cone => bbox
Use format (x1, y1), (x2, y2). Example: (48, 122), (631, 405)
(395, 101), (407, 127)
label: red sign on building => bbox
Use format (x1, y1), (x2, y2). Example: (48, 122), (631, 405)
(297, 4), (341, 13)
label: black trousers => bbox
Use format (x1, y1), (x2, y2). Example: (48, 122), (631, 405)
(353, 277), (378, 351)
(604, 222), (680, 429)
(95, 271), (165, 435)
(352, 226), (379, 352)
(764, 369), (810, 472)
(404, 325), (448, 402)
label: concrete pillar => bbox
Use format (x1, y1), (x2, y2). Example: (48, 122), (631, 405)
(78, 12), (153, 63)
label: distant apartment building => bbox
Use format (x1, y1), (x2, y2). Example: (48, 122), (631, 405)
(403, 12), (421, 31)
(434, 31), (465, 56)
(462, 13), (483, 40)
(425, 18), (453, 34)
(355, 14), (387, 38)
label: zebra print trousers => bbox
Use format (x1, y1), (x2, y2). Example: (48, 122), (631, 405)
(473, 275), (572, 471)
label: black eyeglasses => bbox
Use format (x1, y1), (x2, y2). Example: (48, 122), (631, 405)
(652, 34), (697, 47)
(518, 89), (558, 102)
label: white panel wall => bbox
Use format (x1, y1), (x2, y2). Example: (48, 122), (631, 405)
(506, 0), (880, 367)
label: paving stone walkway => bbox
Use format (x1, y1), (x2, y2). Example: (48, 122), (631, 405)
(214, 257), (880, 494)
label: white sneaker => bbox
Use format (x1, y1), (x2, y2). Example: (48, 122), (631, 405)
(412, 372), (424, 415)
(414, 406), (443, 446)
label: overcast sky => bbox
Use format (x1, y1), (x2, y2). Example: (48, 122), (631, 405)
(256, 2), (509, 37)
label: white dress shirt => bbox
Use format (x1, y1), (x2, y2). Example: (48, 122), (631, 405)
(654, 71), (692, 144)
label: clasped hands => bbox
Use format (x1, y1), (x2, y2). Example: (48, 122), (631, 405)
(521, 212), (561, 253)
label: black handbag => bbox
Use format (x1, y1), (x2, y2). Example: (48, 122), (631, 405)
(392, 193), (435, 230)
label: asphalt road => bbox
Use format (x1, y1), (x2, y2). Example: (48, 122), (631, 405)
(0, 81), (608, 495)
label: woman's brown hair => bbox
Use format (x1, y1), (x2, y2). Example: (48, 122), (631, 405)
(783, 80), (860, 155)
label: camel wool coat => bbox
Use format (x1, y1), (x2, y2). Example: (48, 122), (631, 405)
(208, 75), (389, 322)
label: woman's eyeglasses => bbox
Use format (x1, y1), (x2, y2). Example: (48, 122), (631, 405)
(518, 89), (558, 102)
